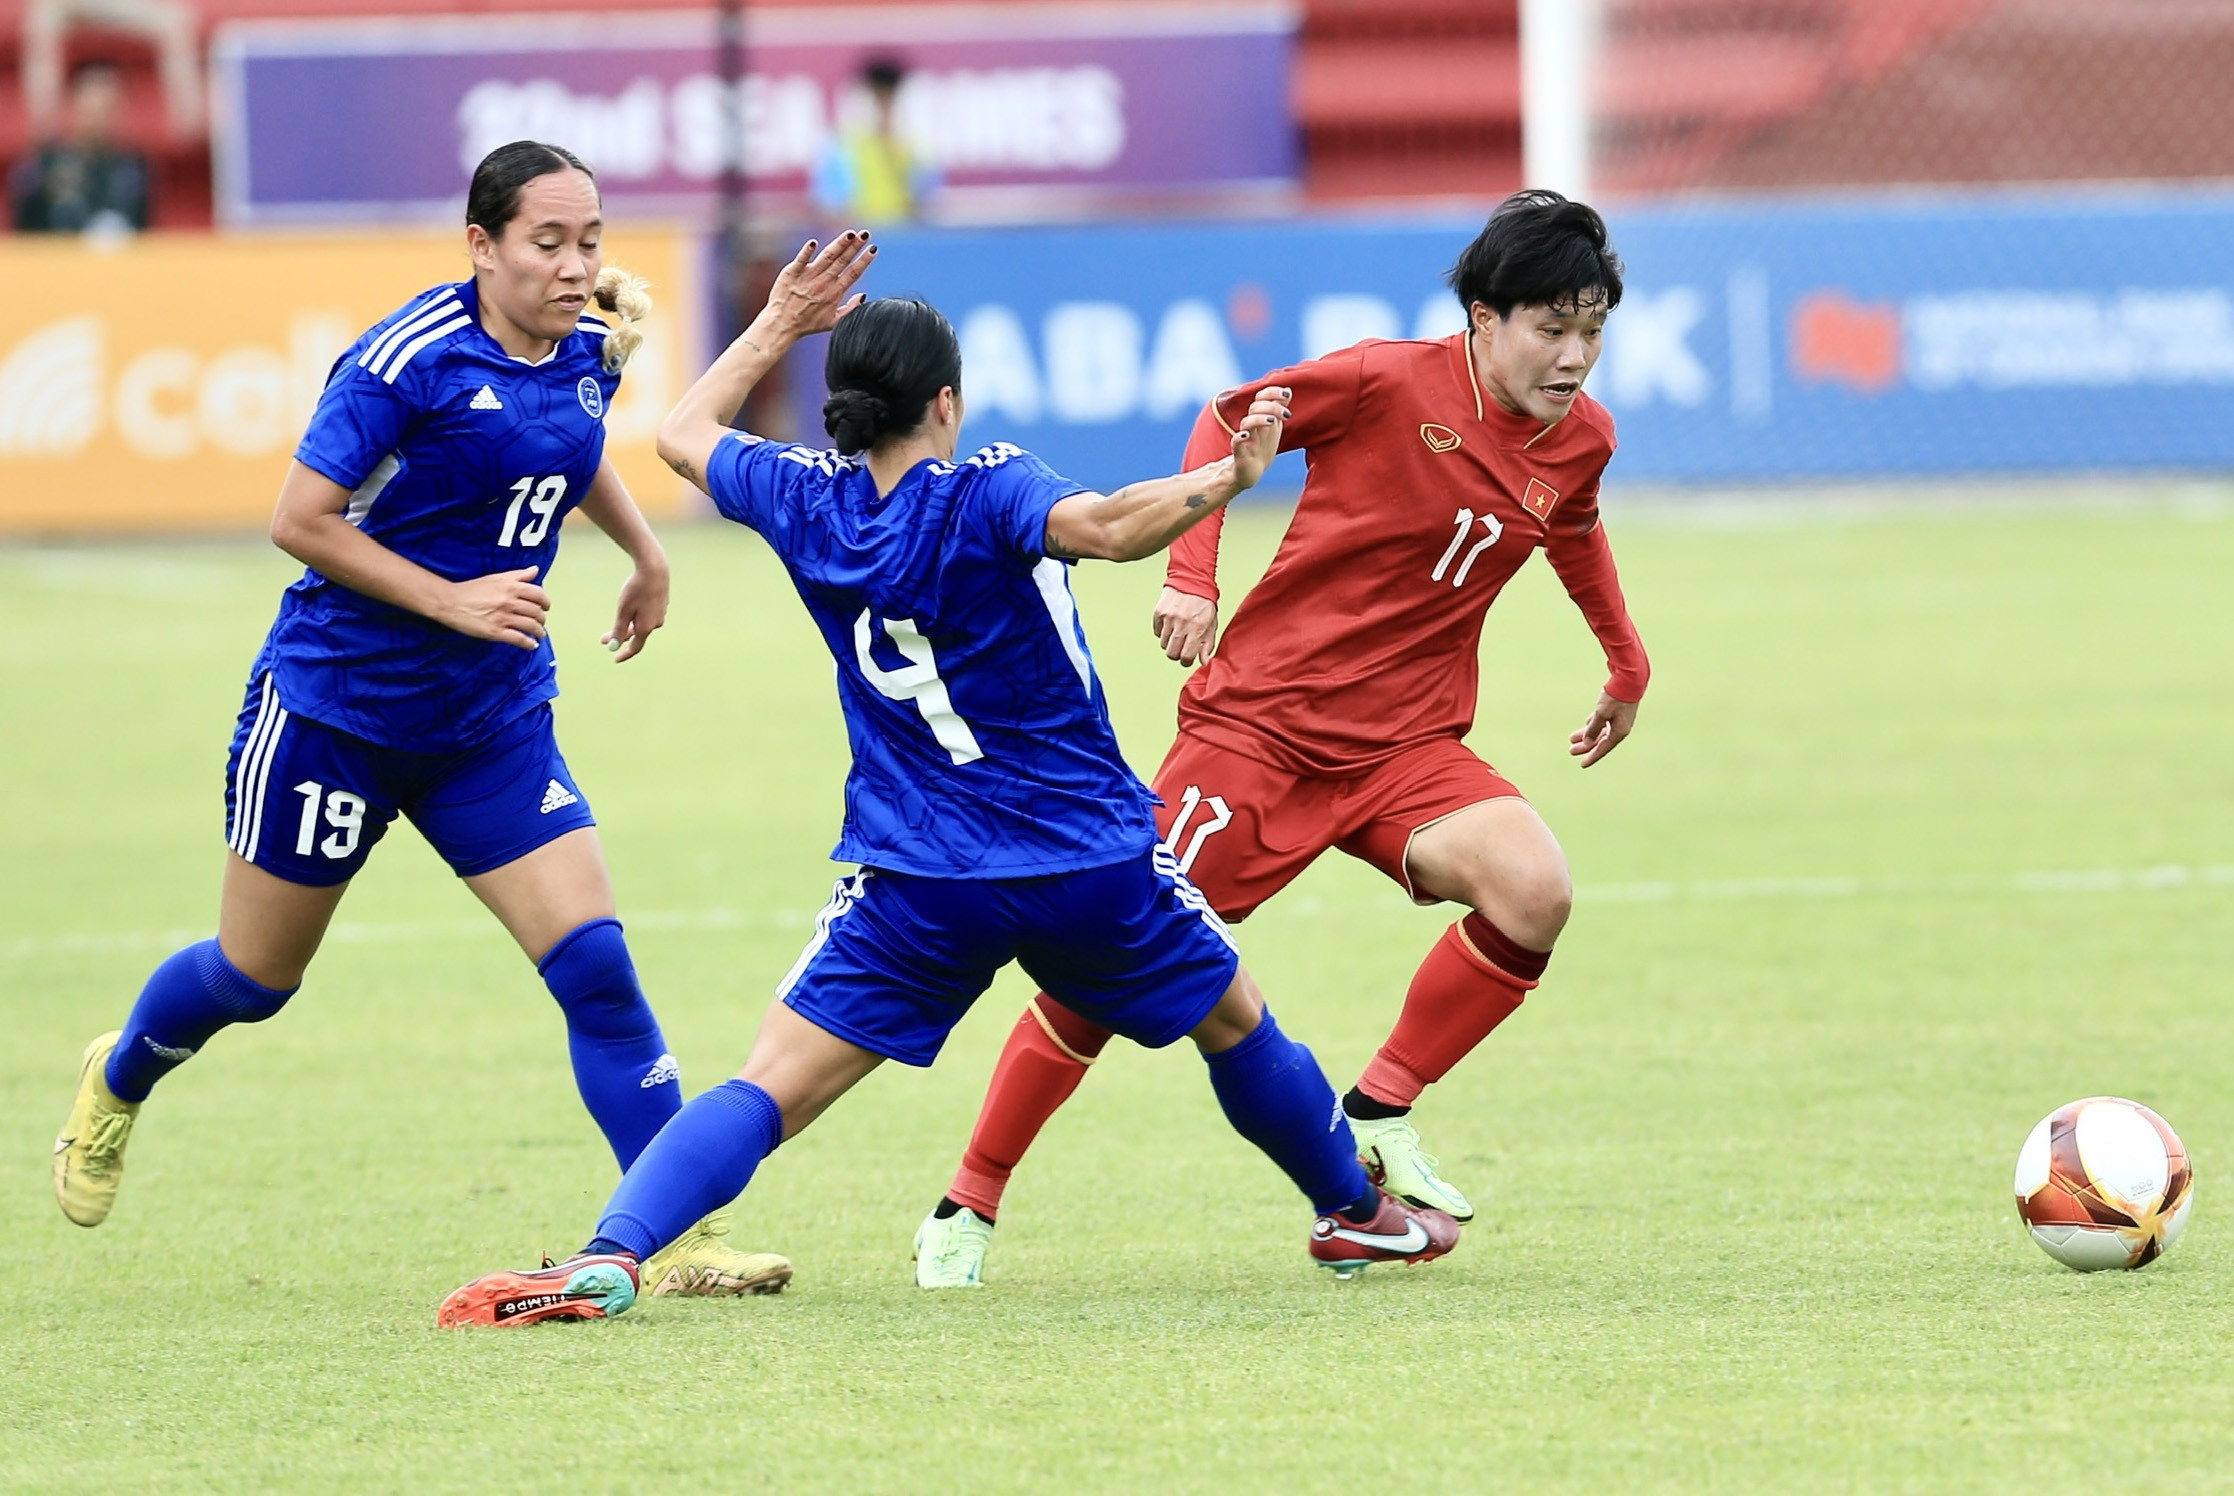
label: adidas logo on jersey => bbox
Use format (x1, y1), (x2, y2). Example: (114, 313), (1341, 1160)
(469, 385), (504, 411)
(539, 779), (580, 814)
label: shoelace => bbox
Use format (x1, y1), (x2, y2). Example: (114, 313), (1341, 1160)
(81, 1109), (132, 1173)
(1377, 1120), (1444, 1174)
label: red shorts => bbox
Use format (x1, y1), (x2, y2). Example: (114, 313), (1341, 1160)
(1149, 734), (1524, 922)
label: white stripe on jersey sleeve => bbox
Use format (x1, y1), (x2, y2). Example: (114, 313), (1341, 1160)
(379, 313), (473, 385)
(344, 452), (401, 526)
(359, 295), (460, 377)
(1031, 558), (1096, 695)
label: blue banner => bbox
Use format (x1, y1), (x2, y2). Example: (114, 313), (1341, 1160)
(865, 191), (2234, 488)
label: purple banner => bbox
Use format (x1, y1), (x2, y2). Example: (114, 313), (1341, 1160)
(212, 5), (1297, 225)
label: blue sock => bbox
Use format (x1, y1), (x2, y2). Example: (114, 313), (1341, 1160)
(589, 1079), (783, 1260)
(1203, 1010), (1374, 1216)
(540, 919), (681, 1169)
(105, 939), (295, 1103)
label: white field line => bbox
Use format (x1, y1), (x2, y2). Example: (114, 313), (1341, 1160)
(3, 862), (2229, 965)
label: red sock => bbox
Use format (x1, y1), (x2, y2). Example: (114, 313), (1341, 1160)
(1356, 913), (1547, 1109)
(947, 996), (1113, 1218)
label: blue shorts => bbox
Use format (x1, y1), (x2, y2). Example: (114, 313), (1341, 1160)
(222, 673), (596, 887)
(778, 846), (1240, 1067)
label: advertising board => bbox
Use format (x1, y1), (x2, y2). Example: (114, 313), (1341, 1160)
(865, 191), (2234, 489)
(212, 4), (1298, 226)
(0, 229), (696, 533)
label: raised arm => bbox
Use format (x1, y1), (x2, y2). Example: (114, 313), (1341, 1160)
(1042, 387), (1291, 564)
(268, 460), (549, 650)
(656, 231), (878, 494)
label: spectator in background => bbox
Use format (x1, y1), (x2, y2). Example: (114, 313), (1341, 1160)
(810, 57), (939, 224)
(24, 0), (202, 141)
(11, 61), (151, 235)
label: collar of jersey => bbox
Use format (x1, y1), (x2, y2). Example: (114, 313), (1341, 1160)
(452, 278), (571, 368)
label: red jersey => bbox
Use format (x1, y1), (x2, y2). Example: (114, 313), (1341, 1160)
(1168, 333), (1649, 778)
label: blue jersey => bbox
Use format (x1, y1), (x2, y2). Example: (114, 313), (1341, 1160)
(253, 279), (621, 751)
(706, 433), (1161, 879)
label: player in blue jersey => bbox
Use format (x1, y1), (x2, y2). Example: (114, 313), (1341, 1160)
(437, 233), (1462, 1327)
(52, 141), (789, 1298)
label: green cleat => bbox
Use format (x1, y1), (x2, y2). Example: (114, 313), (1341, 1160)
(1350, 1114), (1475, 1224)
(913, 1206), (993, 1288)
(54, 1031), (139, 1227)
(638, 1213), (793, 1297)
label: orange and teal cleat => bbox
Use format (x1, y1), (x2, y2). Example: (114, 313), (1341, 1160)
(437, 1253), (640, 1328)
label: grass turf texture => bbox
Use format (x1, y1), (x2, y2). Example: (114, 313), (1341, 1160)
(4, 495), (2232, 1492)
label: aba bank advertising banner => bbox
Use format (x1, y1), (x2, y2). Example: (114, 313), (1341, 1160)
(863, 191), (2234, 489)
(211, 4), (1297, 225)
(0, 230), (695, 533)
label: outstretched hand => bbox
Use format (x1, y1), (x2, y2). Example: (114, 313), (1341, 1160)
(1228, 386), (1291, 490)
(764, 230), (878, 339)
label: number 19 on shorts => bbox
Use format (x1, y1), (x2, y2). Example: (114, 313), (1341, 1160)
(293, 781), (366, 860)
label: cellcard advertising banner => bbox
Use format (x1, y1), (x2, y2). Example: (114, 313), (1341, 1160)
(860, 191), (2234, 490)
(211, 4), (1298, 226)
(0, 231), (695, 533)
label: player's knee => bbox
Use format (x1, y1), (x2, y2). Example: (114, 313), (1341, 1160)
(1472, 861), (1571, 951)
(191, 938), (297, 1022)
(538, 918), (657, 1038)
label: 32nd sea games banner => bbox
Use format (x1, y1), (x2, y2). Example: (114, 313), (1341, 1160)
(211, 3), (1298, 226)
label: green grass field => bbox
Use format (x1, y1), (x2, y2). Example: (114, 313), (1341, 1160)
(5, 493), (2233, 1492)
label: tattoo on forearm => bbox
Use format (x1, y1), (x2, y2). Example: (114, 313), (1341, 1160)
(664, 454), (697, 483)
(1184, 492), (1209, 509)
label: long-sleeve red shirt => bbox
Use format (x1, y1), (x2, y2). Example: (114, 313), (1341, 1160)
(1168, 333), (1649, 778)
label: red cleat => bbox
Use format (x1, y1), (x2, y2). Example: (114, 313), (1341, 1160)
(1309, 1189), (1461, 1278)
(437, 1253), (640, 1328)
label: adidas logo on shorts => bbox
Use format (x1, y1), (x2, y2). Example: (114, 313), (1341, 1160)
(469, 385), (504, 411)
(539, 779), (580, 814)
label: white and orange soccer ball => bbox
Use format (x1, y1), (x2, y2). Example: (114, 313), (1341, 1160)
(2014, 1097), (2194, 1271)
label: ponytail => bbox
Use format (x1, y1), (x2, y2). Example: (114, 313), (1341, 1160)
(593, 265), (651, 372)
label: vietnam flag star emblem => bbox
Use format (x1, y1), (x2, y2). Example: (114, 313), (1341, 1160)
(1521, 477), (1560, 520)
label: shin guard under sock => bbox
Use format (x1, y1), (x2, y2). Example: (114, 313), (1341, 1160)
(105, 939), (296, 1103)
(539, 918), (680, 1169)
(1202, 1010), (1372, 1216)
(1356, 913), (1545, 1109)
(947, 996), (1112, 1219)
(592, 1079), (782, 1261)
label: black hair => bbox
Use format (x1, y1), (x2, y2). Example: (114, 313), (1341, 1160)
(823, 298), (962, 455)
(466, 141), (596, 237)
(862, 57), (906, 92)
(1447, 189), (1624, 320)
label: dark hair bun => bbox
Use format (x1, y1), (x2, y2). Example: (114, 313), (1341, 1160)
(820, 299), (963, 455)
(824, 386), (895, 455)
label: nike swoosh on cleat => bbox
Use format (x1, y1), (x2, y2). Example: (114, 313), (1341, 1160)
(1325, 1220), (1430, 1253)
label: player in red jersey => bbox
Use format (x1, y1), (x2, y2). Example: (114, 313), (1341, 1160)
(912, 190), (1648, 1286)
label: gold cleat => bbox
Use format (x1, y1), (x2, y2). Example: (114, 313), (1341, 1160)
(54, 1031), (140, 1227)
(638, 1213), (793, 1297)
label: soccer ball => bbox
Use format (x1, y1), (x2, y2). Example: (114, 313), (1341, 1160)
(2014, 1097), (2194, 1271)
